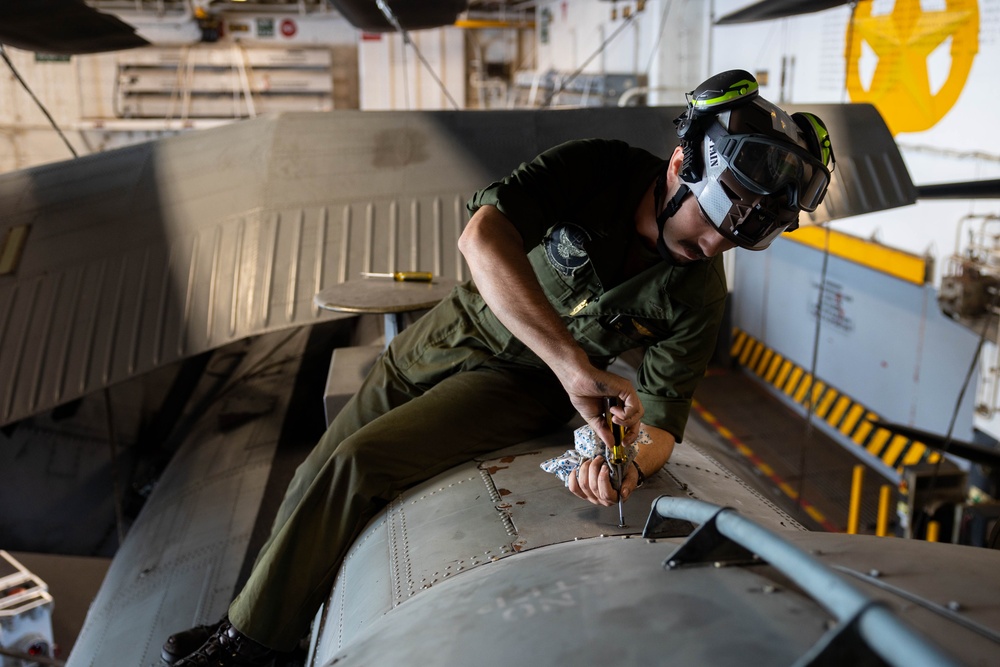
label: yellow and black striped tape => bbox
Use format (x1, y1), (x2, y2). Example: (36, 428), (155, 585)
(730, 328), (941, 472)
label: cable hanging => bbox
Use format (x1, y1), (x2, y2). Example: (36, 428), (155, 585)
(797, 222), (832, 508)
(376, 0), (461, 110)
(0, 44), (79, 159)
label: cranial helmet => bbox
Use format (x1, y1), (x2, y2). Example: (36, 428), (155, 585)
(665, 69), (835, 251)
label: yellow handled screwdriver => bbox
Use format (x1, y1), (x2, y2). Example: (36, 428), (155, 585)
(603, 396), (628, 528)
(361, 271), (434, 282)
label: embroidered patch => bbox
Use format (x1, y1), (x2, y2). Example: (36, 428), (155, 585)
(543, 224), (591, 276)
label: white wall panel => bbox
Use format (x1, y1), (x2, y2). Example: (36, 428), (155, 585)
(358, 27), (465, 110)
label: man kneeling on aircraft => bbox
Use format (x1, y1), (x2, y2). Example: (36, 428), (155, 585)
(163, 69), (836, 666)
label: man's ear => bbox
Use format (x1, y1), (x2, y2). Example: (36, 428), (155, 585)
(664, 145), (686, 189)
(668, 146), (684, 178)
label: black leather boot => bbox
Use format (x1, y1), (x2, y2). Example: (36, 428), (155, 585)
(173, 621), (277, 667)
(161, 618), (225, 664)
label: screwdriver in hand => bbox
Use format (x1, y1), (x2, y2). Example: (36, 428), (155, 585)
(361, 271), (434, 282)
(603, 396), (628, 528)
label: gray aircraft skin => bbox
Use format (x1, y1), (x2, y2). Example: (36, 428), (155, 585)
(0, 104), (994, 667)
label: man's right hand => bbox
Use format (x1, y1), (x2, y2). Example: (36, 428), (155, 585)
(557, 360), (643, 449)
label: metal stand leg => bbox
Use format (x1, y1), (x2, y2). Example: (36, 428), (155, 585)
(383, 312), (405, 347)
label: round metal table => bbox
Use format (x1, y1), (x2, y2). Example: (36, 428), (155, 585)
(314, 278), (460, 344)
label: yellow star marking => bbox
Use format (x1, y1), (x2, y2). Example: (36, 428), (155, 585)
(846, 0), (979, 135)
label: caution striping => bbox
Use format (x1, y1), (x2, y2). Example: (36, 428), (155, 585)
(691, 400), (840, 532)
(729, 328), (941, 472)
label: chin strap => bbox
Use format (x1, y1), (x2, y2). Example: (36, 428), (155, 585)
(653, 166), (692, 263)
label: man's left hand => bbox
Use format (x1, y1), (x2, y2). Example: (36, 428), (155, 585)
(566, 455), (640, 506)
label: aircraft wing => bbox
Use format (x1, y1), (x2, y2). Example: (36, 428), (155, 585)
(0, 0), (149, 54)
(0, 105), (914, 429)
(0, 0), (469, 57)
(715, 0), (850, 25)
(328, 0), (469, 32)
(789, 103), (919, 226)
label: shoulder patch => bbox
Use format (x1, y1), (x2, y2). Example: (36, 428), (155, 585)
(544, 224), (591, 276)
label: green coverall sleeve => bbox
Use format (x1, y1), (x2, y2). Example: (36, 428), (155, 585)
(635, 293), (727, 443)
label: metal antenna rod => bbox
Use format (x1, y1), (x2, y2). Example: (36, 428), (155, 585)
(376, 0), (461, 110)
(0, 44), (79, 158)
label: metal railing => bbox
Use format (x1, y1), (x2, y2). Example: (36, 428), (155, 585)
(645, 497), (963, 667)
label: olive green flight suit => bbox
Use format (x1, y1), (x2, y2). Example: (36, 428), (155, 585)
(228, 139), (727, 650)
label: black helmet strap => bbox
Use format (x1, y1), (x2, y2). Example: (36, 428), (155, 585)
(673, 113), (711, 184)
(653, 166), (691, 263)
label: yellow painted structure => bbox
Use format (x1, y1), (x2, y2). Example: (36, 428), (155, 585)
(846, 0), (979, 135)
(786, 226), (929, 286)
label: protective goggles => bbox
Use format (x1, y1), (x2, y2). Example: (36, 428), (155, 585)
(710, 126), (831, 212)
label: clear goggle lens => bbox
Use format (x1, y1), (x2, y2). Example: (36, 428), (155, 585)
(716, 133), (830, 212)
